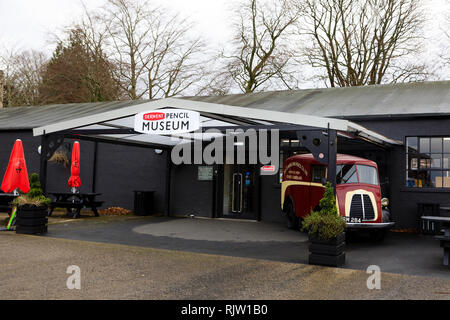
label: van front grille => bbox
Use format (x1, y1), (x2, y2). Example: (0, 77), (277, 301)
(362, 195), (375, 220)
(349, 196), (363, 220)
(349, 194), (376, 221)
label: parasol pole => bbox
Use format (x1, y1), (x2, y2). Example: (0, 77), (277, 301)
(6, 188), (19, 230)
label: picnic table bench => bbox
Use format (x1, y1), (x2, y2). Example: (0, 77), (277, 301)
(0, 193), (17, 213)
(48, 192), (103, 218)
(421, 216), (450, 266)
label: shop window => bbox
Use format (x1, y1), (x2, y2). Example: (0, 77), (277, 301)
(406, 137), (450, 188)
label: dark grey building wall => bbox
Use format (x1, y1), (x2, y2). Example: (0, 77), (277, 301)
(93, 143), (167, 212)
(260, 174), (284, 223)
(170, 164), (214, 217)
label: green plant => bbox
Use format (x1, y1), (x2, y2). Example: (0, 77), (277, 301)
(13, 173), (51, 207)
(301, 182), (345, 241)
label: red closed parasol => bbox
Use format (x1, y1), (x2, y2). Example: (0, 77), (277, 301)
(68, 141), (81, 188)
(1, 139), (30, 193)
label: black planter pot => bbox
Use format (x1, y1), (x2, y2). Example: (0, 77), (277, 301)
(16, 206), (48, 235)
(308, 232), (346, 267)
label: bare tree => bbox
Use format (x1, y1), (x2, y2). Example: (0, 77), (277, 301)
(0, 48), (47, 107)
(299, 0), (428, 87)
(103, 0), (207, 100)
(221, 0), (300, 93)
(104, 0), (153, 100)
(75, 2), (125, 100)
(437, 7), (450, 76)
(142, 11), (207, 99)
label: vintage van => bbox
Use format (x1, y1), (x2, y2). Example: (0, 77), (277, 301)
(281, 153), (394, 239)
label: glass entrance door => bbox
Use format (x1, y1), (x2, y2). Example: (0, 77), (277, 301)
(222, 164), (258, 219)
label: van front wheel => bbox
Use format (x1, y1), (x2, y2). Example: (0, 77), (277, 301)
(285, 202), (299, 230)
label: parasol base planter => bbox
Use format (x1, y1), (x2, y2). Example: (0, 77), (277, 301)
(16, 206), (48, 235)
(308, 232), (346, 267)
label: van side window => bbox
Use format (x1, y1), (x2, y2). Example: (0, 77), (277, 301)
(336, 164), (358, 184)
(311, 165), (327, 183)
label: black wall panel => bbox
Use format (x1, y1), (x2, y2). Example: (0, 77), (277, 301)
(170, 164), (214, 218)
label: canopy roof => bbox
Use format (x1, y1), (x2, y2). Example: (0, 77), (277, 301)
(32, 98), (401, 148)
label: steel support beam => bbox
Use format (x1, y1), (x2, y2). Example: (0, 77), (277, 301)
(327, 129), (337, 192)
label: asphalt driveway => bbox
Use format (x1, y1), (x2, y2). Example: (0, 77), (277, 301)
(42, 215), (450, 279)
(2, 233), (450, 299)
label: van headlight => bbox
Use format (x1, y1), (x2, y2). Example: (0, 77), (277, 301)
(381, 198), (389, 207)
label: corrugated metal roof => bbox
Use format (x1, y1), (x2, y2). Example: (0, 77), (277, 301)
(185, 81), (450, 117)
(2, 80), (450, 130)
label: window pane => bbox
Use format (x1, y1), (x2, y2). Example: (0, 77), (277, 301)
(431, 138), (443, 153)
(420, 138), (430, 153)
(336, 165), (358, 184)
(444, 138), (450, 153)
(281, 139), (290, 147)
(417, 170), (432, 187)
(357, 165), (379, 185)
(420, 157), (431, 169)
(444, 155), (450, 169)
(406, 137), (418, 153)
(443, 171), (450, 188)
(431, 154), (442, 168)
(290, 140), (299, 147)
(431, 171), (443, 188)
(431, 138), (442, 152)
(407, 154), (418, 170)
(406, 170), (418, 187)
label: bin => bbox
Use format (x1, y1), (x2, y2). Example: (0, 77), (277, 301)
(133, 191), (155, 216)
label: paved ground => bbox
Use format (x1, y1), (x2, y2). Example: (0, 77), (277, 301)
(41, 214), (450, 279)
(1, 232), (450, 299)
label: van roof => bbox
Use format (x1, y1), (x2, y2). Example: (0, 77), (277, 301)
(288, 153), (377, 167)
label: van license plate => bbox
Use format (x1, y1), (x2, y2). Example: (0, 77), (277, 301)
(344, 217), (362, 223)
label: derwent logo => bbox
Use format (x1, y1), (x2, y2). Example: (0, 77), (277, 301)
(261, 165), (276, 172)
(143, 112), (165, 121)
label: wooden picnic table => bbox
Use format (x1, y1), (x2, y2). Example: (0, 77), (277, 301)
(48, 192), (103, 218)
(421, 216), (450, 266)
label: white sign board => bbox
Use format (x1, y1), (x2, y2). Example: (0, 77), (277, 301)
(134, 109), (200, 135)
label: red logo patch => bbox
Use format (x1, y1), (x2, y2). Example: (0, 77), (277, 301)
(261, 165), (276, 172)
(143, 112), (165, 121)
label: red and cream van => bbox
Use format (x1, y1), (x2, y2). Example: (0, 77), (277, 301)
(281, 153), (394, 237)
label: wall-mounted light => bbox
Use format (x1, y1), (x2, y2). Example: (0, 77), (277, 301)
(37, 145), (41, 155)
(154, 149), (163, 155)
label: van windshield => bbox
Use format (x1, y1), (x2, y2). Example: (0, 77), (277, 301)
(336, 164), (379, 185)
(357, 165), (379, 185)
(336, 165), (358, 184)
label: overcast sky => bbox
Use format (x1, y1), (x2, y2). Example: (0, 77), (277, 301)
(1, 0), (450, 85)
(0, 0), (234, 52)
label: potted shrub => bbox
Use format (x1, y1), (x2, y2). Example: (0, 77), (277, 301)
(14, 173), (51, 235)
(301, 182), (346, 267)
